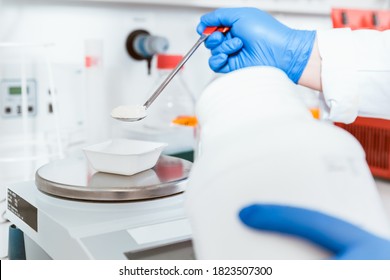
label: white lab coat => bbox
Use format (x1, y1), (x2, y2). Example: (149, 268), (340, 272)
(317, 28), (390, 123)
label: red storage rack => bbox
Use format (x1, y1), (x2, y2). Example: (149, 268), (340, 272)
(332, 8), (390, 30)
(335, 118), (390, 179)
(331, 8), (390, 179)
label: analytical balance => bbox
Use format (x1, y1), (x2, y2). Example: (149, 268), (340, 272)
(6, 154), (195, 260)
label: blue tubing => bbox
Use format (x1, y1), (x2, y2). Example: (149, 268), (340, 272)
(8, 224), (26, 260)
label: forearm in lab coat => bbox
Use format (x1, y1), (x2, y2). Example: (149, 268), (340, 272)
(317, 28), (390, 123)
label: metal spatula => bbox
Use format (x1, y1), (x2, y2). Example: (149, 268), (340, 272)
(111, 26), (230, 122)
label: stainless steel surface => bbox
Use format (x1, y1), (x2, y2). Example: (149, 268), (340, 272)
(36, 155), (192, 201)
(113, 34), (209, 122)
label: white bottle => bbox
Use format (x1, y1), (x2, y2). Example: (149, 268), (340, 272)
(84, 39), (110, 144)
(185, 66), (390, 259)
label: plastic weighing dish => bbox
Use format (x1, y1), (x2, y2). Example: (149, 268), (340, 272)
(83, 138), (167, 175)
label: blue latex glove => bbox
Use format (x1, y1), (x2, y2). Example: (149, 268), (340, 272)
(197, 8), (316, 83)
(239, 204), (390, 260)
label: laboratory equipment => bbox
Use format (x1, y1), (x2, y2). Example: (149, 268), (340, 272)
(6, 154), (194, 259)
(83, 138), (167, 176)
(111, 26), (229, 122)
(185, 66), (390, 259)
(141, 54), (196, 159)
(0, 42), (84, 259)
(8, 224), (26, 260)
(126, 29), (169, 75)
(85, 39), (110, 145)
(332, 8), (390, 30)
(114, 54), (197, 159)
(335, 117), (390, 179)
(0, 79), (37, 118)
(144, 54), (195, 130)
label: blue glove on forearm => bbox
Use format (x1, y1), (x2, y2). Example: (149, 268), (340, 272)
(239, 204), (390, 259)
(197, 8), (316, 83)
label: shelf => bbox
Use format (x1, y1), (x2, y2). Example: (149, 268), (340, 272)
(56, 0), (389, 15)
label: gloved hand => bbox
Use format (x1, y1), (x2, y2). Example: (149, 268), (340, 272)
(239, 204), (390, 259)
(197, 8), (316, 83)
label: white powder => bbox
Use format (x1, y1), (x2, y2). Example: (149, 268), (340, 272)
(111, 105), (147, 119)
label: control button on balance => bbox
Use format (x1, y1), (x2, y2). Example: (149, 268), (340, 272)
(5, 107), (12, 114)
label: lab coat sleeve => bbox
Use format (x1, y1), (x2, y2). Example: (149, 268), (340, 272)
(317, 28), (390, 123)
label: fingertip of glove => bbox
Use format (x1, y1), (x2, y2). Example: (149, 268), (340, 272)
(205, 32), (224, 48)
(209, 53), (228, 70)
(231, 37), (243, 48)
(196, 22), (206, 35)
(239, 204), (263, 225)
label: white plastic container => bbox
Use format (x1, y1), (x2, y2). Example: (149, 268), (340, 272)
(83, 138), (167, 176)
(185, 67), (390, 259)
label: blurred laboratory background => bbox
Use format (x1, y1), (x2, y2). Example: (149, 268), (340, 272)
(1, 0), (390, 260)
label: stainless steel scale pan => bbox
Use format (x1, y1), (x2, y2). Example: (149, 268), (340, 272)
(35, 155), (192, 202)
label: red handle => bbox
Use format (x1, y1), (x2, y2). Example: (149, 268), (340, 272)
(203, 26), (230, 35)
